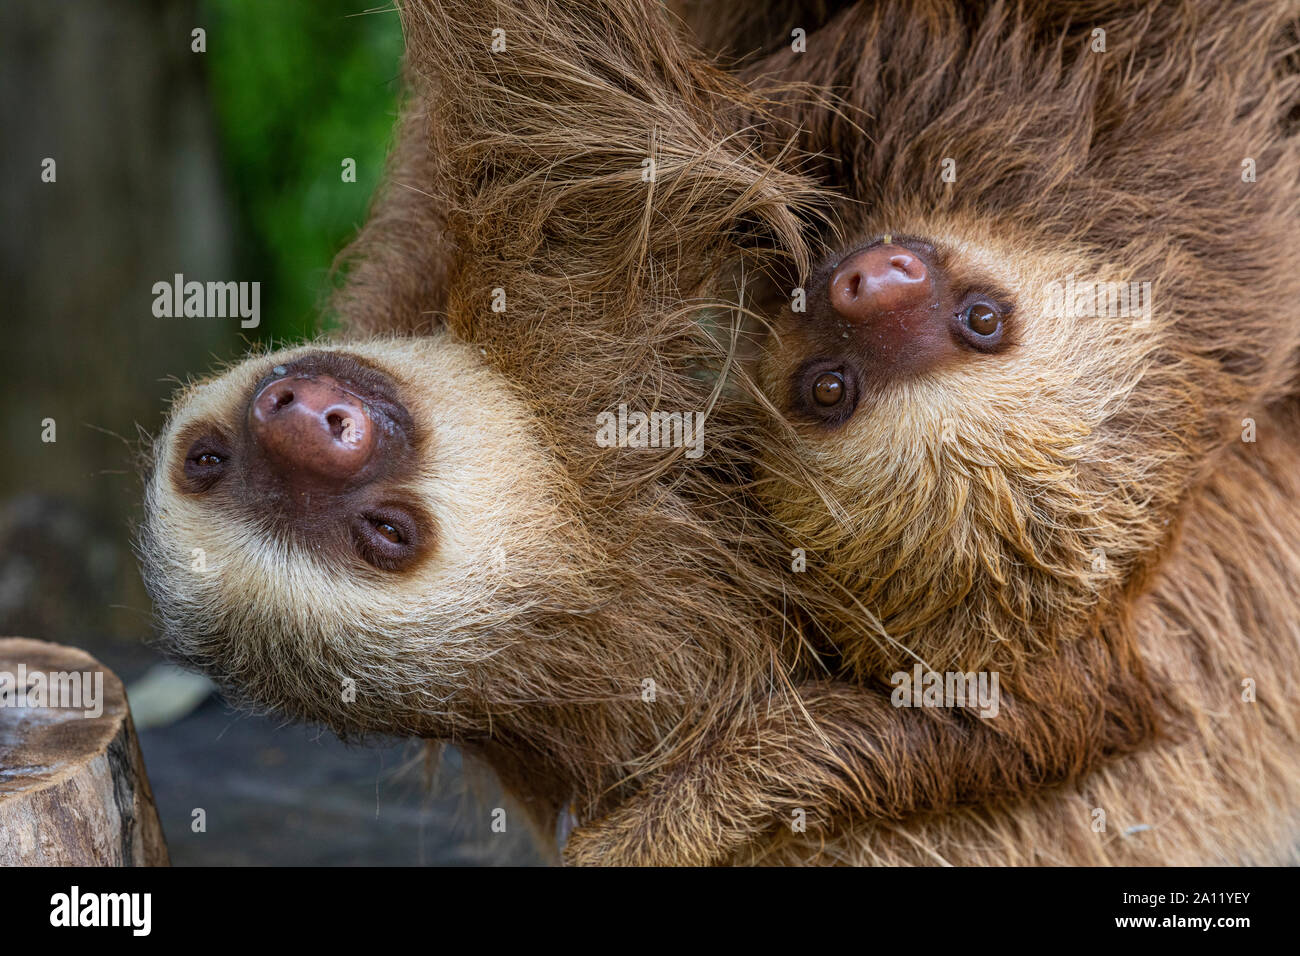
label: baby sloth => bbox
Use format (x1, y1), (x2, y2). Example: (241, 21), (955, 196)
(671, 0), (1300, 865)
(559, 0), (1300, 864)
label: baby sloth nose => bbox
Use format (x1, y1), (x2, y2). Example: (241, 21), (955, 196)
(248, 373), (377, 483)
(829, 244), (931, 321)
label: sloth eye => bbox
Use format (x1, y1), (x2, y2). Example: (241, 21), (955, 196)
(181, 436), (230, 492)
(796, 362), (859, 426)
(812, 371), (845, 407)
(352, 509), (422, 571)
(964, 302), (1000, 336)
(953, 299), (1007, 350)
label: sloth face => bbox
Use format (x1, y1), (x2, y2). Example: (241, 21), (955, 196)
(774, 233), (1020, 429)
(177, 348), (429, 571)
(729, 0), (1300, 678)
(755, 217), (1177, 673)
(140, 335), (589, 738)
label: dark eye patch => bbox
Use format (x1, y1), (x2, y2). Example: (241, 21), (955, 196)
(792, 359), (860, 427)
(350, 505), (427, 572)
(180, 431), (232, 493)
(950, 291), (1015, 353)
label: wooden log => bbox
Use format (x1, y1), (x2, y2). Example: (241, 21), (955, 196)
(0, 638), (169, 866)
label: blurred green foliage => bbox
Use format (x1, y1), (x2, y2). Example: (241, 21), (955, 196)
(202, 0), (404, 343)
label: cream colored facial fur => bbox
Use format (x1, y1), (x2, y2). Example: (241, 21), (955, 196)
(759, 213), (1193, 677)
(141, 334), (591, 739)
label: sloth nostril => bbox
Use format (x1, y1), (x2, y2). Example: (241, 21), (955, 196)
(326, 412), (359, 442)
(844, 272), (862, 301)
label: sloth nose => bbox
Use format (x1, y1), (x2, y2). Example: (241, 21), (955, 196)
(828, 244), (931, 322)
(248, 374), (377, 482)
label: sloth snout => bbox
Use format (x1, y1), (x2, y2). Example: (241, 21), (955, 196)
(813, 241), (964, 376)
(829, 244), (931, 322)
(248, 373), (378, 484)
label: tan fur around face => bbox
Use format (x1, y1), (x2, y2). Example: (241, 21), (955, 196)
(141, 337), (592, 739)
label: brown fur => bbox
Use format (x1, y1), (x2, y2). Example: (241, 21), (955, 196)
(330, 64), (449, 336)
(575, 0), (1300, 864)
(139, 0), (1300, 866)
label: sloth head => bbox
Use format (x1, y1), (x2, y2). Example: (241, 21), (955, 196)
(746, 1), (1300, 676)
(758, 222), (1164, 674)
(139, 330), (783, 814)
(763, 213), (1297, 678)
(140, 335), (601, 740)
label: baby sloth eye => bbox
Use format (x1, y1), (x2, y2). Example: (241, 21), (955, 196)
(795, 362), (859, 427)
(812, 371), (846, 407)
(372, 520), (402, 544)
(953, 298), (1008, 351)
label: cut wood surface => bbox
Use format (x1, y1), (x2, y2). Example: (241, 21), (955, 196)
(0, 637), (169, 866)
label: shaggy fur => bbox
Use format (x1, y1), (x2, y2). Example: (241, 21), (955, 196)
(139, 0), (1300, 866)
(589, 0), (1300, 864)
(330, 63), (449, 336)
(142, 0), (842, 855)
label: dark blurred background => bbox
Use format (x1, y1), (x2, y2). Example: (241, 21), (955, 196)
(0, 0), (542, 865)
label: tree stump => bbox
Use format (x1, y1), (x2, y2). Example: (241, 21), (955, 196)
(0, 638), (169, 865)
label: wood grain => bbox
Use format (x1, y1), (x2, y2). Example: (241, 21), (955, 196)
(0, 638), (168, 865)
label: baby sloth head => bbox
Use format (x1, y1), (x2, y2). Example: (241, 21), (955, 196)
(140, 335), (591, 740)
(737, 0), (1300, 681)
(758, 217), (1242, 677)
